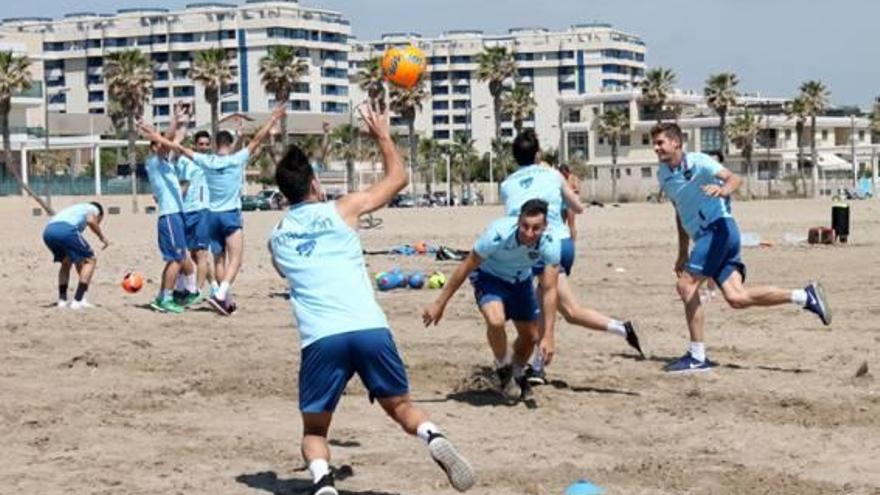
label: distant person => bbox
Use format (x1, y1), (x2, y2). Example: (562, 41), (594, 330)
(175, 129), (215, 303)
(42, 202), (110, 309)
(501, 130), (644, 385)
(651, 123), (831, 373)
(423, 199), (561, 403)
(268, 101), (474, 495)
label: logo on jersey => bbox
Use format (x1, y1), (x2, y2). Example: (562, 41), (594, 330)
(296, 239), (317, 257)
(519, 177), (534, 189)
(528, 250), (539, 260)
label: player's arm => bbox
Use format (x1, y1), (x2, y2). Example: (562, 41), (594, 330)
(561, 178), (584, 214)
(566, 210), (577, 242)
(247, 103), (287, 156)
(703, 167), (742, 197)
(674, 213), (689, 276)
(336, 100), (407, 228)
(538, 264), (560, 364)
(86, 213), (110, 250)
(422, 251), (483, 327)
(138, 120), (196, 160)
(266, 238), (286, 279)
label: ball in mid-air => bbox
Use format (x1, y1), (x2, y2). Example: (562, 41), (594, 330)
(382, 45), (426, 89)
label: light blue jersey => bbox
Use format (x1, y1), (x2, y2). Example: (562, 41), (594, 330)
(192, 149), (249, 212)
(500, 165), (570, 239)
(145, 154), (184, 216)
(473, 216), (561, 283)
(177, 155), (209, 212)
(270, 201), (388, 349)
(50, 203), (100, 231)
(657, 152), (732, 239)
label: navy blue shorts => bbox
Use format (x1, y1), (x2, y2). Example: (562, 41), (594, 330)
(157, 213), (187, 262)
(183, 209), (210, 251)
(43, 222), (94, 263)
(299, 328), (410, 413)
(209, 209), (243, 254)
(687, 217), (747, 286)
(469, 269), (539, 322)
(533, 237), (575, 276)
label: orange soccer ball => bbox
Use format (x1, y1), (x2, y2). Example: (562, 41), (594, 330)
(381, 45), (426, 89)
(122, 272), (144, 294)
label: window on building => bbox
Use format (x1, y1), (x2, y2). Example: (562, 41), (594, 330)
(558, 50), (575, 59)
(431, 71), (448, 81)
(620, 134), (631, 146)
(450, 55), (472, 63)
(173, 69), (189, 80)
(153, 88), (169, 99)
(173, 86), (195, 97)
(221, 101), (239, 113)
(625, 168), (632, 176)
(433, 130), (450, 139)
(322, 101), (349, 113)
(453, 85), (469, 95)
(322, 84), (348, 96)
(433, 115), (448, 125)
(290, 100), (311, 111)
(453, 130), (471, 141)
(153, 105), (170, 116)
(515, 52), (535, 61)
(518, 68), (534, 78)
(501, 128), (514, 137)
(45, 60), (64, 70)
(171, 52), (192, 62)
(558, 66), (576, 76)
(859, 130), (865, 141)
(320, 31), (347, 43)
(567, 109), (581, 123)
(49, 93), (66, 104)
(433, 101), (449, 110)
(154, 71), (169, 81)
(822, 130), (828, 140)
(432, 86), (449, 95)
(558, 81), (576, 91)
(613, 168), (621, 179)
(642, 133), (650, 145)
(87, 74), (103, 85)
(567, 131), (589, 161)
(170, 33), (195, 43)
(452, 100), (469, 109)
(453, 115), (469, 124)
(641, 167), (652, 178)
(86, 57), (103, 68)
(151, 52), (169, 63)
(89, 108), (105, 114)
(321, 67), (347, 79)
(451, 71), (470, 80)
(320, 50), (347, 62)
(428, 56), (447, 65)
(701, 127), (722, 153)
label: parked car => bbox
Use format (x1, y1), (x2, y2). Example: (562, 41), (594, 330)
(390, 193), (416, 208)
(430, 191), (451, 206)
(241, 194), (271, 211)
(258, 189), (287, 209)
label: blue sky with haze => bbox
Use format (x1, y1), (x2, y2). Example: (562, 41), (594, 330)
(6, 0), (877, 107)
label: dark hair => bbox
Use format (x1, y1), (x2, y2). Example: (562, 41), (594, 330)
(193, 130), (211, 142)
(558, 163), (572, 177)
(90, 201), (104, 217)
(650, 122), (684, 144)
(216, 130), (234, 147)
(519, 198), (548, 219)
(276, 145), (314, 204)
(512, 129), (540, 166)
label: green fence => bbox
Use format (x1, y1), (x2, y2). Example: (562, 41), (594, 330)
(0, 175), (154, 197)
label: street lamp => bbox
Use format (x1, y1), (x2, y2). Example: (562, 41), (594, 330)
(43, 85), (70, 209)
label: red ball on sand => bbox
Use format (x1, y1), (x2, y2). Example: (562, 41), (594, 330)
(122, 272), (144, 293)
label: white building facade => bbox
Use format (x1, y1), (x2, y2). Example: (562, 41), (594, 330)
(350, 24), (647, 154)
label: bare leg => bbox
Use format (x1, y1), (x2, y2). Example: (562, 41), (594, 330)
(222, 229), (244, 284)
(478, 301), (508, 362)
(555, 274), (613, 331)
(378, 395), (429, 435)
(301, 412), (332, 465)
(719, 271), (793, 309)
(676, 271), (706, 344)
(213, 250), (226, 285)
(75, 257), (97, 285)
(162, 261), (182, 292)
(58, 258), (73, 288)
(511, 320), (539, 367)
(192, 249), (210, 290)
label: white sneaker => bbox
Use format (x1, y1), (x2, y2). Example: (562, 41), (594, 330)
(56, 300), (69, 309)
(70, 299), (94, 310)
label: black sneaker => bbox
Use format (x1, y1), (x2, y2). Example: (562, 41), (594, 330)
(516, 374), (534, 402)
(525, 365), (547, 386)
(624, 321), (645, 358)
(428, 432), (475, 492)
(311, 472), (338, 495)
(496, 365), (518, 400)
(208, 295), (231, 316)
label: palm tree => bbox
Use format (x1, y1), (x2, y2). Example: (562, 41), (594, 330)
(389, 77), (428, 194)
(418, 137), (443, 193)
(501, 85), (537, 135)
(104, 49), (153, 212)
(476, 47), (517, 143)
(451, 133), (478, 199)
(0, 51), (54, 214)
(704, 72), (739, 157)
(785, 96), (810, 196)
(640, 67), (676, 124)
(356, 56), (385, 102)
(596, 108), (629, 202)
(799, 80), (830, 197)
(329, 123), (360, 192)
(729, 108), (760, 198)
(191, 48), (234, 144)
(259, 46), (309, 150)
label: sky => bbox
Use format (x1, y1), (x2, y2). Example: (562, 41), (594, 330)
(5, 0), (878, 107)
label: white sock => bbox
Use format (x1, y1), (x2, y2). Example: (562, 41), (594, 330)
(308, 459), (330, 483)
(416, 421), (440, 444)
(216, 281), (230, 301)
(185, 274), (198, 293)
(211, 280), (220, 292)
(530, 346), (544, 372)
(161, 289), (174, 303)
(175, 274), (186, 292)
(689, 342), (706, 362)
(606, 319), (627, 337)
(494, 352), (511, 369)
(791, 289), (808, 306)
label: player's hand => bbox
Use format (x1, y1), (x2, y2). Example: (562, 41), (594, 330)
(674, 255), (687, 276)
(702, 184), (725, 197)
(271, 102), (287, 121)
(539, 336), (556, 366)
(358, 99), (391, 141)
(101, 239), (111, 250)
(422, 301), (445, 327)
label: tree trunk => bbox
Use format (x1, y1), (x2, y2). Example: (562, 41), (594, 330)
(210, 98), (219, 151)
(745, 148), (752, 199)
(408, 118), (417, 195)
(796, 123), (806, 197)
(610, 141), (618, 202)
(514, 118), (523, 136)
(492, 89), (502, 143)
(127, 113), (139, 213)
(1, 104), (54, 215)
(810, 115), (819, 197)
(719, 110), (728, 158)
